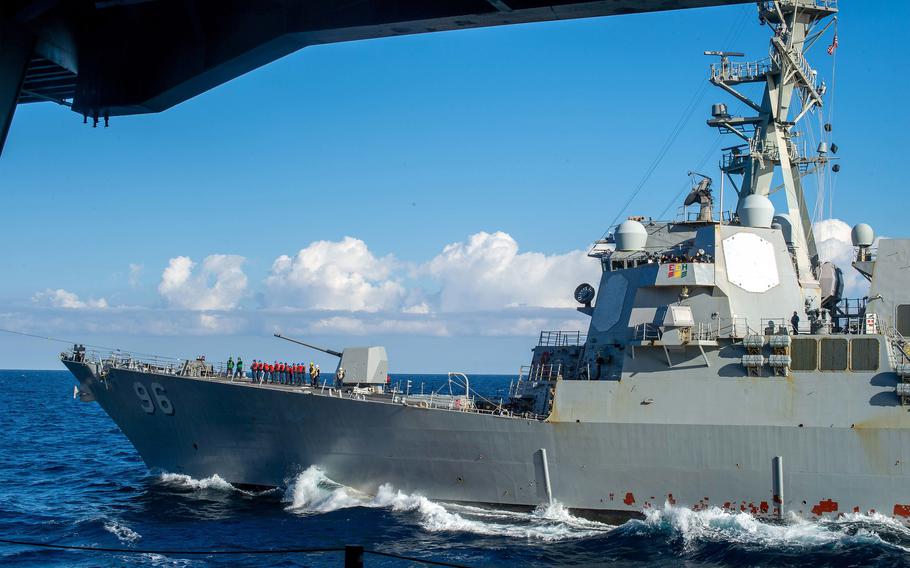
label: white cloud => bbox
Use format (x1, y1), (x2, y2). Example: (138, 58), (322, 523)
(813, 218), (869, 298)
(265, 237), (404, 312)
(425, 231), (600, 312)
(128, 263), (143, 287)
(158, 255), (248, 310)
(32, 288), (108, 309)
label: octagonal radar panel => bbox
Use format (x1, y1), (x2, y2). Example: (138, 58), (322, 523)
(723, 232), (780, 293)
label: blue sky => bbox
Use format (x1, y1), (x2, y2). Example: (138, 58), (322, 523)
(0, 2), (904, 371)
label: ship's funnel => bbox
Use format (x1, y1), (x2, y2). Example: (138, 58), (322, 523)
(738, 194), (774, 228)
(615, 220), (647, 251)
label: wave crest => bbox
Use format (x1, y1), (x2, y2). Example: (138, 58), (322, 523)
(103, 521), (141, 544)
(284, 466), (610, 541)
(632, 504), (910, 552)
(158, 472), (239, 492)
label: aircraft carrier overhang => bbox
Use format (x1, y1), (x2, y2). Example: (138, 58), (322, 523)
(1, 0), (750, 154)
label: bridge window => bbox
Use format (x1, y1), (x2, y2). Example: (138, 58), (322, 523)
(790, 338), (817, 371)
(819, 338), (849, 371)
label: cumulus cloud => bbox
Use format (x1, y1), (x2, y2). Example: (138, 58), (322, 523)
(813, 218), (869, 298)
(264, 237), (404, 312)
(158, 255), (248, 310)
(32, 288), (108, 309)
(425, 231), (600, 312)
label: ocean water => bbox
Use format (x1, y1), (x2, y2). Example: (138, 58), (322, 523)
(1, 370), (909, 567)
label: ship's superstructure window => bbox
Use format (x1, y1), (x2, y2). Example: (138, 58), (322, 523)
(897, 305), (910, 337)
(820, 338), (849, 371)
(791, 338), (818, 371)
(850, 338), (879, 371)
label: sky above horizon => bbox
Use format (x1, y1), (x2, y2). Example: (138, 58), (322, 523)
(0, 2), (903, 372)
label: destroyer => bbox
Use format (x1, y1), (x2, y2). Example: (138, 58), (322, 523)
(64, 0), (910, 521)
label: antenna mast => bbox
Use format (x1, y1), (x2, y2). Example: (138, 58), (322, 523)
(706, 0), (838, 306)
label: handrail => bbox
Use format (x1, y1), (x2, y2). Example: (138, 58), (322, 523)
(62, 348), (245, 379)
(538, 331), (586, 347)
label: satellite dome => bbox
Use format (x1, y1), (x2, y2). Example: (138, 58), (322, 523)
(738, 194), (774, 228)
(851, 223), (875, 247)
(615, 220), (647, 251)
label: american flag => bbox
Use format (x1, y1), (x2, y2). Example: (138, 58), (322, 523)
(827, 34), (839, 55)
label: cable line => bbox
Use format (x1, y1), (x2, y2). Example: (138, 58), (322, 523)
(0, 538), (474, 568)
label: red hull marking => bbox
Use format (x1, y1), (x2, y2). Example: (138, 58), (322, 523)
(760, 501), (769, 514)
(811, 499), (839, 516)
(667, 494), (677, 506)
(893, 504), (910, 517)
(623, 492), (635, 506)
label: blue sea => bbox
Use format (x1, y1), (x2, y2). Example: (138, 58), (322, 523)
(2, 370), (909, 567)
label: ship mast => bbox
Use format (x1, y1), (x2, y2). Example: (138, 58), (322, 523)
(707, 0), (838, 307)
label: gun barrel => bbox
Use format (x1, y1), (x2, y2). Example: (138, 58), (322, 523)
(273, 333), (342, 358)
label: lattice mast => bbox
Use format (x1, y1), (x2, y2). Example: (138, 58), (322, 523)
(707, 0), (838, 307)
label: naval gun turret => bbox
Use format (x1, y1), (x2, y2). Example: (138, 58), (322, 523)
(274, 333), (389, 388)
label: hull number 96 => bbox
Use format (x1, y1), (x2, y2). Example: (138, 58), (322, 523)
(133, 382), (175, 415)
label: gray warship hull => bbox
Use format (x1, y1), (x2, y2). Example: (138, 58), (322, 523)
(64, 349), (910, 520)
(60, 0), (910, 522)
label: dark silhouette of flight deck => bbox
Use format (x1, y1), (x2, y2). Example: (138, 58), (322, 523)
(0, 0), (748, 155)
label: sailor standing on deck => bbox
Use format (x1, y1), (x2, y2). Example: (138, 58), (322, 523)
(335, 367), (344, 388)
(791, 311), (800, 335)
(236, 357), (243, 379)
(226, 357), (234, 379)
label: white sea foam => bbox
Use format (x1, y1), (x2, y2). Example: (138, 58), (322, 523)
(636, 504), (899, 551)
(103, 521), (141, 543)
(159, 472), (239, 492)
(284, 466), (611, 541)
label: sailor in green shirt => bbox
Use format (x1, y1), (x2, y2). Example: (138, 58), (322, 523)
(236, 357), (243, 379)
(226, 357), (234, 379)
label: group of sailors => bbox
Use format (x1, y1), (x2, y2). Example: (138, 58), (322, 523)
(647, 249), (713, 264)
(225, 356), (243, 378)
(248, 360), (322, 387)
